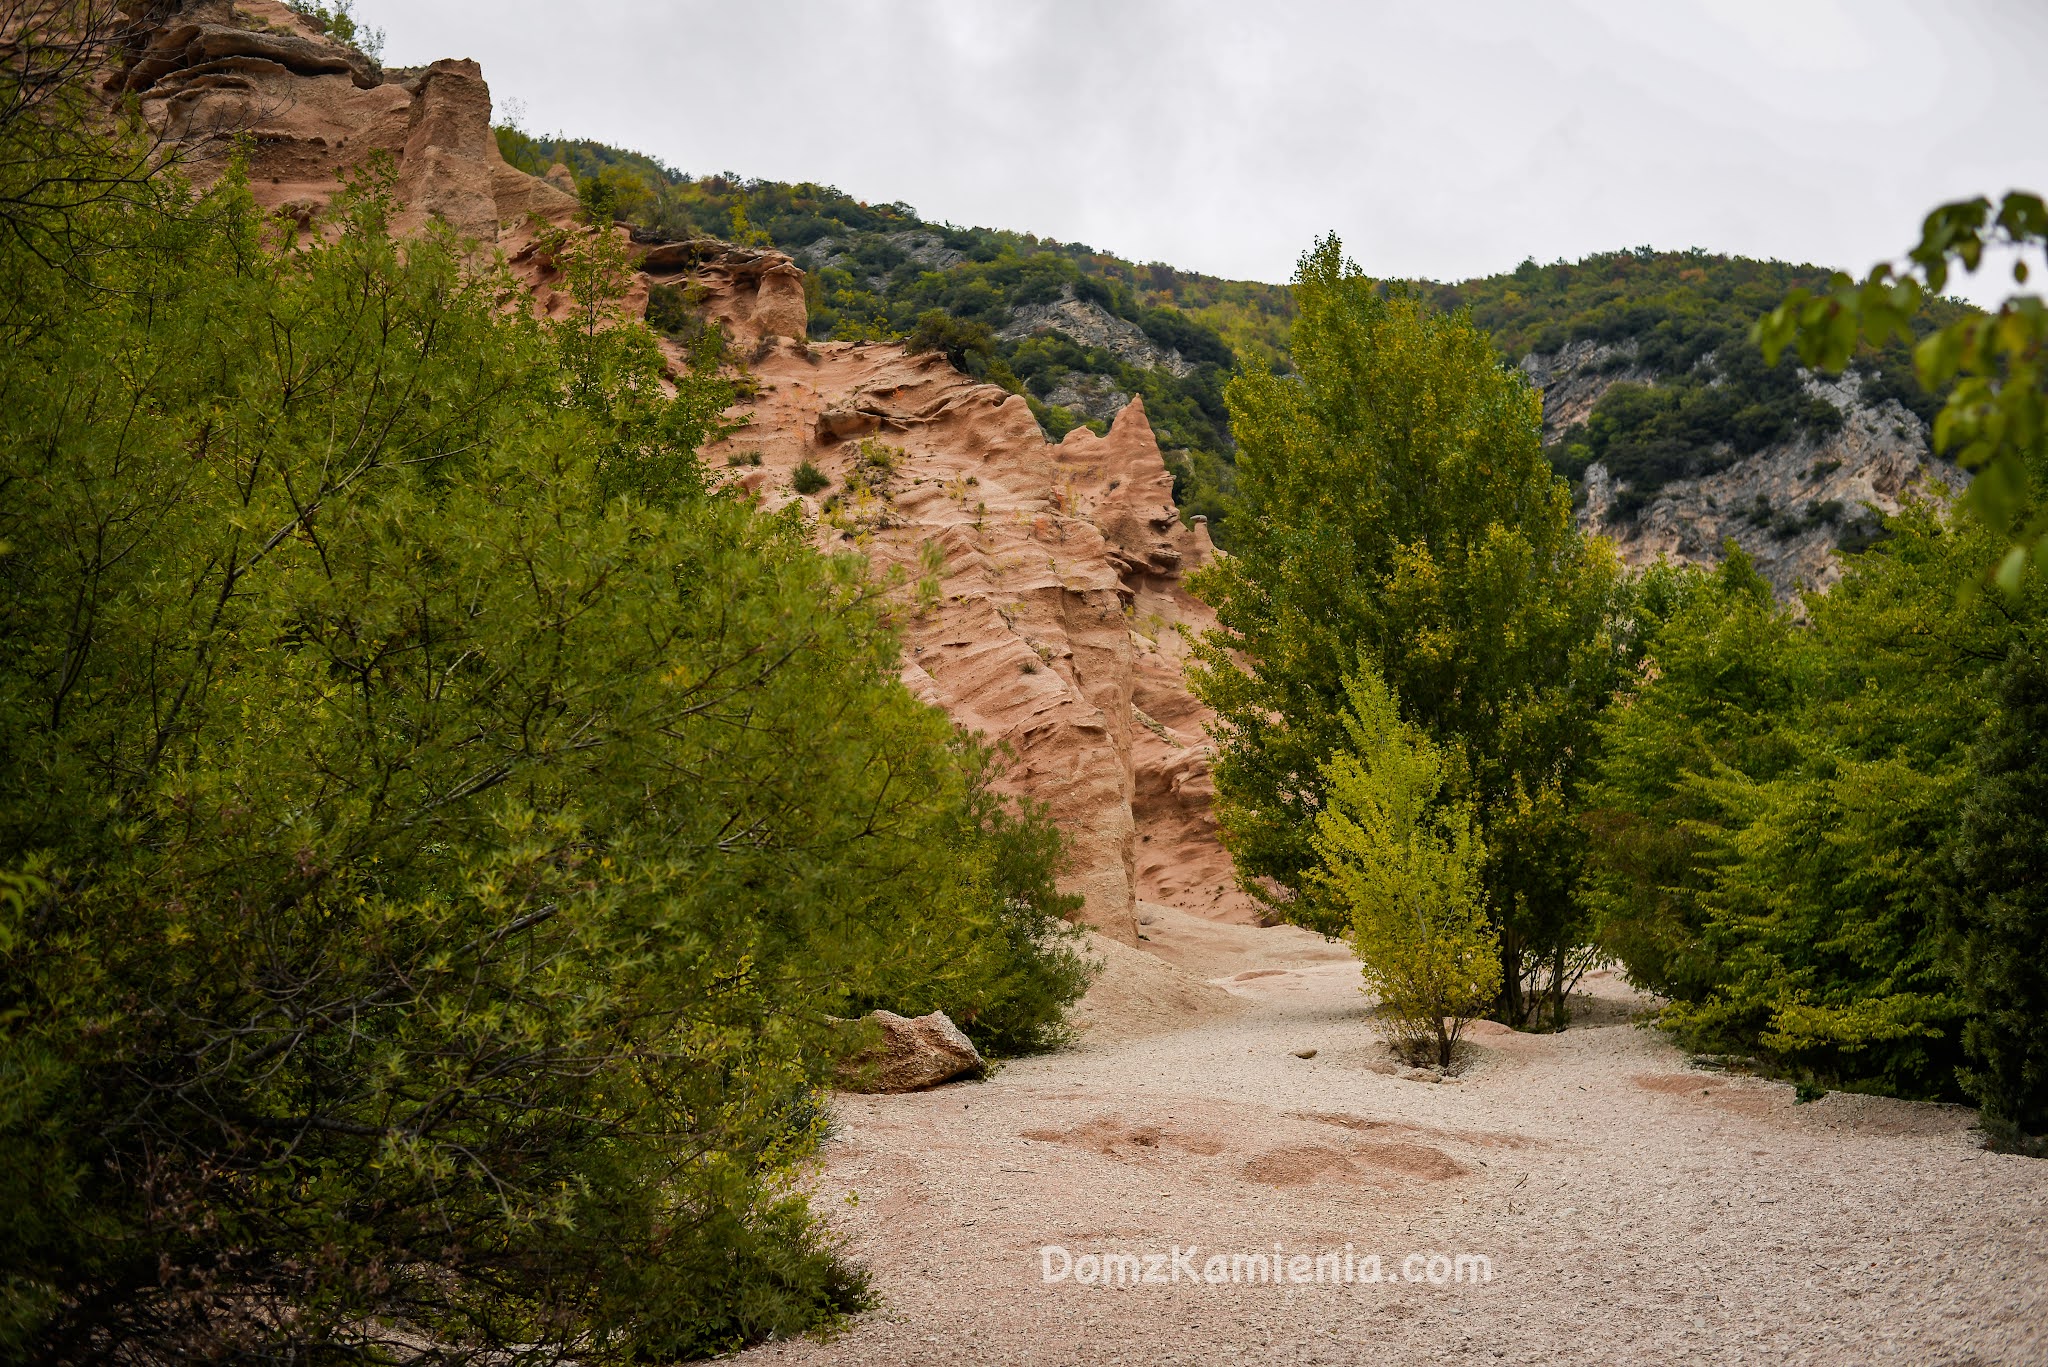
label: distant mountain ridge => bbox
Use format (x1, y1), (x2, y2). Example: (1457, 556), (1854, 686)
(1432, 250), (1972, 593)
(501, 130), (1969, 591)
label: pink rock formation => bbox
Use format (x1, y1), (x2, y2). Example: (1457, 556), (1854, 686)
(122, 2), (1257, 942)
(694, 331), (1256, 941)
(113, 0), (579, 255)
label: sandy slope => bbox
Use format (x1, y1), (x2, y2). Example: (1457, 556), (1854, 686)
(740, 906), (2047, 1366)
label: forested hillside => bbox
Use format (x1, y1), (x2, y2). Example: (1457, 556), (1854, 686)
(497, 128), (1971, 584)
(495, 130), (1289, 538)
(1431, 250), (1968, 510)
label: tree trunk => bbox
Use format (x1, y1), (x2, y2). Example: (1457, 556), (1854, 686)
(1497, 931), (1525, 1026)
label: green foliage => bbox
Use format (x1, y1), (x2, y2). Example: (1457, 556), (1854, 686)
(1575, 354), (1846, 520)
(792, 458), (830, 495)
(1758, 191), (2048, 589)
(482, 133), (1253, 540)
(576, 163), (654, 225)
(1579, 551), (1793, 1005)
(0, 115), (1089, 1361)
(1947, 648), (2048, 1152)
(907, 307), (996, 373)
(1313, 671), (1502, 1068)
(1189, 235), (1623, 1027)
(1435, 249), (1962, 517)
(1164, 445), (1237, 528)
(1436, 249), (1846, 362)
(1582, 507), (2048, 1100)
(1585, 216), (2048, 1125)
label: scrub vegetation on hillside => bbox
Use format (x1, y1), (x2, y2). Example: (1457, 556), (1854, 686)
(494, 129), (1276, 540)
(1431, 250), (1969, 518)
(494, 131), (1976, 549)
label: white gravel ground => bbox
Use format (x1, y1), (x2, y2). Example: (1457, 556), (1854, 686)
(737, 906), (2048, 1366)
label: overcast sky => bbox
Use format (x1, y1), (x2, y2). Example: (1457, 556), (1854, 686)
(355, 0), (2047, 306)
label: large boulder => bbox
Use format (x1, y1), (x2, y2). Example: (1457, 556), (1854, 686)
(836, 1010), (984, 1093)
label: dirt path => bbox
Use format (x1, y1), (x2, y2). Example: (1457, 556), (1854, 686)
(740, 905), (2048, 1366)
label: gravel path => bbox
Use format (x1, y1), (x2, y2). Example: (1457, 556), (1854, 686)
(739, 906), (2047, 1366)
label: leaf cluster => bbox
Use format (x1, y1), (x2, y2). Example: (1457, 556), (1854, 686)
(1758, 191), (2048, 588)
(0, 111), (1089, 1361)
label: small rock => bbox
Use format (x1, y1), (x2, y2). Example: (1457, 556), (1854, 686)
(836, 1010), (984, 1093)
(816, 405), (878, 441)
(1292, 1048), (1318, 1059)
(272, 198), (319, 230)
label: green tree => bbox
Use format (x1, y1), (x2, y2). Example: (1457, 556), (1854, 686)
(1579, 549), (1800, 1004)
(573, 162), (653, 225)
(1580, 193), (2048, 1123)
(1188, 235), (1621, 1026)
(1313, 670), (1501, 1068)
(1948, 648), (2048, 1152)
(907, 307), (997, 373)
(1582, 508), (2038, 1100)
(0, 118), (1088, 1364)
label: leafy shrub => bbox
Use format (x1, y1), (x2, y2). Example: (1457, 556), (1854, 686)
(792, 458), (830, 495)
(0, 113), (1089, 1362)
(1581, 514), (2048, 1102)
(285, 0), (384, 62)
(1314, 671), (1501, 1068)
(645, 278), (726, 356)
(907, 308), (995, 373)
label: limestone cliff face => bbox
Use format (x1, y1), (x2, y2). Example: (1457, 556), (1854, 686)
(1521, 343), (1964, 596)
(125, 7), (1254, 941)
(995, 291), (1197, 379)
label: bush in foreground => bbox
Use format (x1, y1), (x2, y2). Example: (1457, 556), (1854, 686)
(0, 111), (1087, 1363)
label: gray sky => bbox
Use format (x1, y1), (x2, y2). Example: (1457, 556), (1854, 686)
(356, 0), (2047, 306)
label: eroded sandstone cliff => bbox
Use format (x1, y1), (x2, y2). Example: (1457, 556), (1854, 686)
(113, 0), (580, 253)
(688, 334), (1253, 942)
(121, 0), (1253, 941)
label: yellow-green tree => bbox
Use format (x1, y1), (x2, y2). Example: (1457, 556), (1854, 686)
(1314, 670), (1501, 1069)
(1189, 234), (1620, 1026)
